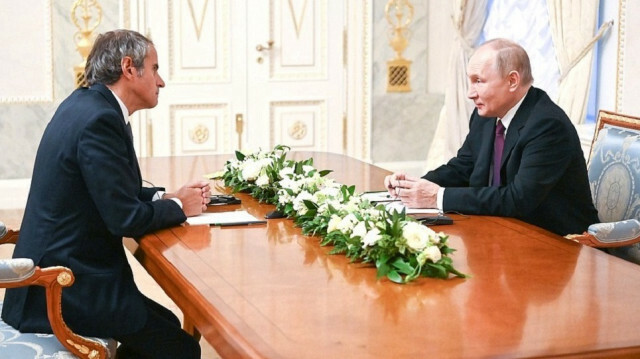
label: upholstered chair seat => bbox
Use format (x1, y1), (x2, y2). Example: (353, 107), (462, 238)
(0, 301), (116, 358)
(0, 222), (116, 358)
(567, 111), (640, 264)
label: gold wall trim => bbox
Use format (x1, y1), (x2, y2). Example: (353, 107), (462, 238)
(168, 0), (230, 82)
(187, 0), (209, 40)
(287, 0), (309, 38)
(270, 0), (328, 81)
(615, 0), (626, 113)
(361, 0), (371, 159)
(122, 0), (130, 29)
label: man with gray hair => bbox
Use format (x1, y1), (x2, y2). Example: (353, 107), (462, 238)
(385, 38), (598, 236)
(1, 29), (205, 358)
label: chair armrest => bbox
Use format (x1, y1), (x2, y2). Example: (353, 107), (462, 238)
(0, 265), (109, 359)
(0, 258), (35, 282)
(565, 219), (640, 248)
(0, 221), (18, 245)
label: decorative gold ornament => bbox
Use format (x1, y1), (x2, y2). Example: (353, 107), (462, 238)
(288, 121), (307, 140)
(189, 124), (210, 144)
(236, 113), (244, 150)
(66, 339), (90, 354)
(71, 0), (103, 87)
(57, 271), (73, 286)
(385, 0), (414, 92)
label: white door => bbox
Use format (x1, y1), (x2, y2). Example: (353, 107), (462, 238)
(245, 0), (345, 152)
(125, 0), (346, 157)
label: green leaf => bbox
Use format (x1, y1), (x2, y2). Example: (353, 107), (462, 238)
(392, 258), (414, 275)
(386, 270), (404, 284)
(376, 261), (391, 278)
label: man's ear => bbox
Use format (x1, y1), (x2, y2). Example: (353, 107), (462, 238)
(507, 70), (520, 92)
(121, 56), (136, 80)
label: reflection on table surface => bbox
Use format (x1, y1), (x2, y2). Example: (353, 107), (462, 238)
(133, 153), (640, 358)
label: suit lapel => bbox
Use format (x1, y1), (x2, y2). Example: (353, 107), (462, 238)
(89, 84), (143, 189)
(467, 113), (497, 185)
(501, 87), (537, 168)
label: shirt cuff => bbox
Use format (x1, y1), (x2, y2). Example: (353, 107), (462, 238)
(152, 191), (165, 201)
(153, 191), (183, 209)
(169, 197), (183, 209)
(437, 187), (445, 212)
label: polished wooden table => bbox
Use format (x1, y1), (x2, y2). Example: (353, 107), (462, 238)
(6, 153), (640, 358)
(128, 153), (640, 358)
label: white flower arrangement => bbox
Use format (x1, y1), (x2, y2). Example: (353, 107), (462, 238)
(217, 145), (465, 283)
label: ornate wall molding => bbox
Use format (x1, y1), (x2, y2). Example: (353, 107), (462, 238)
(615, 0), (640, 117)
(0, 0), (53, 104)
(168, 0), (230, 83)
(269, 100), (327, 150)
(169, 103), (230, 155)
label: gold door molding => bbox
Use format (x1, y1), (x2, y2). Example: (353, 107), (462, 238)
(168, 0), (230, 82)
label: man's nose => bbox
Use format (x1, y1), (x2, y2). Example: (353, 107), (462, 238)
(157, 75), (166, 88)
(467, 85), (477, 99)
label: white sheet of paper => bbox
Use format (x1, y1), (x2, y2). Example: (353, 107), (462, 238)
(186, 210), (266, 226)
(361, 191), (397, 203)
(384, 201), (440, 215)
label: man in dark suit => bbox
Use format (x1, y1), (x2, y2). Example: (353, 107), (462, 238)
(1, 30), (208, 358)
(385, 38), (598, 236)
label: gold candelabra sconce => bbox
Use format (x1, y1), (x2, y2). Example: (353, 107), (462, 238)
(385, 0), (414, 93)
(71, 0), (103, 88)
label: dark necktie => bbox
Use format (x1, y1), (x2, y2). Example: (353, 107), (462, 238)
(492, 119), (505, 187)
(125, 122), (134, 143)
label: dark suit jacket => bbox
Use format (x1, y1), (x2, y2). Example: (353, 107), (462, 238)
(1, 84), (187, 337)
(423, 87), (598, 236)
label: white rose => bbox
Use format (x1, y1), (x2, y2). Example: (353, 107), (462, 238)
(362, 227), (382, 247)
(293, 191), (314, 215)
(241, 160), (261, 181)
(255, 174), (270, 187)
(430, 231), (444, 244)
(423, 246), (442, 263)
(278, 192), (293, 205)
(327, 215), (342, 233)
(350, 221), (367, 239)
(337, 213), (358, 234)
(403, 222), (429, 251)
(279, 166), (294, 178)
(366, 208), (383, 222)
(280, 177), (302, 193)
(320, 186), (340, 199)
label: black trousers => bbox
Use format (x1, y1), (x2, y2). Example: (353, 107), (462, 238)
(113, 296), (200, 359)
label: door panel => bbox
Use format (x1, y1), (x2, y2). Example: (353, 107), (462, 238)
(125, 0), (344, 157)
(247, 0), (344, 152)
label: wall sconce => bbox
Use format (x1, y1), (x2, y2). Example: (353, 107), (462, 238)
(71, 0), (102, 87)
(385, 0), (414, 93)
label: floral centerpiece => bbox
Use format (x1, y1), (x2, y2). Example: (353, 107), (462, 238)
(215, 145), (466, 283)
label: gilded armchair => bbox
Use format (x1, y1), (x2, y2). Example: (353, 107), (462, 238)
(0, 221), (115, 358)
(566, 110), (640, 264)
